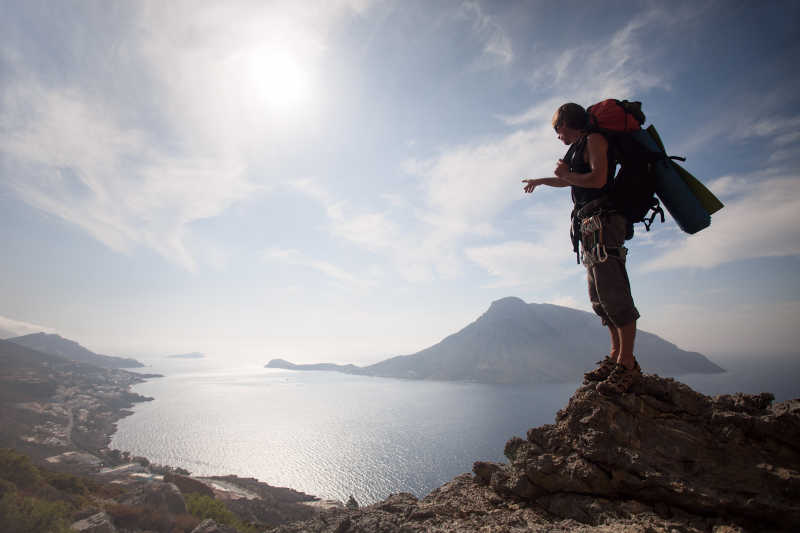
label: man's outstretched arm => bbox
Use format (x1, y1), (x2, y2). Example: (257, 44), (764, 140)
(522, 177), (569, 193)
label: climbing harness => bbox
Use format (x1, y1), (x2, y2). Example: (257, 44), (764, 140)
(577, 210), (628, 267)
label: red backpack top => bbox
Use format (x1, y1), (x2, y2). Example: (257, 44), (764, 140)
(586, 99), (645, 132)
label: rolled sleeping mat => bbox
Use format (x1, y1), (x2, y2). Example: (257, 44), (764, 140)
(647, 125), (724, 216)
(671, 160), (724, 215)
(630, 128), (711, 234)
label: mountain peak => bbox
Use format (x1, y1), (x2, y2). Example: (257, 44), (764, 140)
(486, 296), (528, 313)
(489, 296), (527, 306)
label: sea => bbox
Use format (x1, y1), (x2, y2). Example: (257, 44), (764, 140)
(111, 355), (800, 505)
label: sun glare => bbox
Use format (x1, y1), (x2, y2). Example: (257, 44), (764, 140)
(244, 48), (312, 113)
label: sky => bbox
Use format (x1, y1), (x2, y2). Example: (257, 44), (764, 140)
(1, 0), (799, 367)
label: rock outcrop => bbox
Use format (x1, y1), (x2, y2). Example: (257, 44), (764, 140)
(190, 519), (238, 533)
(164, 472), (216, 498)
(270, 374), (799, 532)
(70, 511), (117, 533)
(476, 375), (799, 530)
(119, 481), (188, 515)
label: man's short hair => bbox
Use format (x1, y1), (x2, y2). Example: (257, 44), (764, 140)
(552, 103), (587, 131)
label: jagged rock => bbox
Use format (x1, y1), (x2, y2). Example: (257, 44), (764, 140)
(345, 495), (359, 509)
(119, 480), (187, 514)
(473, 374), (800, 531)
(164, 472), (215, 497)
(70, 511), (117, 533)
(267, 473), (728, 532)
(190, 519), (238, 533)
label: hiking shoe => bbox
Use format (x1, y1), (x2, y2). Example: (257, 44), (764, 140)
(597, 359), (642, 395)
(583, 356), (617, 383)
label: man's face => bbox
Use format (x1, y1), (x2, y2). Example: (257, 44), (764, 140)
(555, 123), (582, 145)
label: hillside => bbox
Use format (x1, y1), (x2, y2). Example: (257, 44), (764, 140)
(267, 297), (723, 384)
(7, 332), (143, 369)
(0, 338), (155, 459)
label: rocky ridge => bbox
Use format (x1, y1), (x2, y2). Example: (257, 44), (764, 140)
(269, 374), (799, 532)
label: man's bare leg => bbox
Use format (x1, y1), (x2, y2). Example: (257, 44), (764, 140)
(608, 325), (620, 359)
(615, 320), (637, 369)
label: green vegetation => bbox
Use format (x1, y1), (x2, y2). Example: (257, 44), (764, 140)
(106, 503), (199, 532)
(185, 492), (259, 533)
(0, 491), (71, 533)
(0, 449), (73, 533)
(0, 448), (258, 533)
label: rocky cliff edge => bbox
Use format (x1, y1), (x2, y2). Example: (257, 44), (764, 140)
(271, 374), (800, 533)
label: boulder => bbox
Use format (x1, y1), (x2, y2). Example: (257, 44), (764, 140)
(475, 374), (800, 530)
(70, 511), (116, 533)
(190, 519), (239, 533)
(119, 481), (187, 514)
(164, 473), (215, 497)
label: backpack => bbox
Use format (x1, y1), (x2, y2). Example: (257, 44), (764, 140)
(584, 99), (670, 235)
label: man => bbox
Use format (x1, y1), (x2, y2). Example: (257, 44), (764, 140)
(522, 103), (641, 394)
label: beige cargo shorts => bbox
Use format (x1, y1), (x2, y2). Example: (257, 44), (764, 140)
(580, 212), (640, 328)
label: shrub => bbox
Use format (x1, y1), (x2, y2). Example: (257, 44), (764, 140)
(0, 448), (43, 490)
(107, 503), (174, 532)
(184, 493), (258, 533)
(41, 471), (88, 496)
(0, 490), (71, 533)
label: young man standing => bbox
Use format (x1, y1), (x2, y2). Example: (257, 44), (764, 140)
(522, 103), (641, 394)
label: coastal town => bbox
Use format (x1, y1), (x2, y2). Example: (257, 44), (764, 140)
(0, 337), (333, 532)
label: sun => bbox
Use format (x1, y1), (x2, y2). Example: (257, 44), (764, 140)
(244, 47), (312, 113)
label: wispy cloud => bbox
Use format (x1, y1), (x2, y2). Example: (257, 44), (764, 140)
(263, 247), (372, 288)
(0, 315), (56, 338)
(460, 1), (513, 69)
(0, 81), (251, 270)
(0, 2), (362, 271)
(643, 175), (800, 271)
(286, 179), (449, 283)
(465, 240), (573, 289)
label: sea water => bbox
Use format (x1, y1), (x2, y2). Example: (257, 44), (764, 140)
(111, 356), (799, 505)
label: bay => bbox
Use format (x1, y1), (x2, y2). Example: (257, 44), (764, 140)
(112, 355), (799, 505)
(112, 361), (577, 504)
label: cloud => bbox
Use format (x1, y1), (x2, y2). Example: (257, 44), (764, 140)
(522, 7), (668, 103)
(263, 247), (373, 288)
(286, 179), (449, 283)
(460, 1), (513, 69)
(0, 81), (251, 270)
(286, 179), (397, 251)
(642, 176), (800, 271)
(465, 240), (573, 288)
(0, 315), (56, 339)
(407, 6), (681, 260)
(0, 2), (362, 270)
(410, 126), (558, 228)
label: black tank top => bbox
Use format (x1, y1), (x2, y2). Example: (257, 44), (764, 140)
(567, 135), (615, 208)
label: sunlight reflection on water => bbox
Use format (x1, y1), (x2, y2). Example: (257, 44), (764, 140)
(112, 365), (576, 503)
(112, 356), (799, 504)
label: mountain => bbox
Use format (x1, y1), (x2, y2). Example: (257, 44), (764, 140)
(7, 332), (144, 369)
(268, 297), (723, 384)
